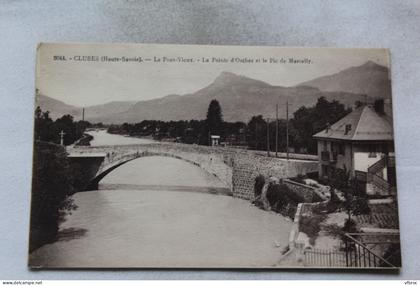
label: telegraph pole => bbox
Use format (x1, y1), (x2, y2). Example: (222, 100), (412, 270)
(286, 99), (289, 160)
(275, 103), (279, 158)
(82, 107), (85, 121)
(266, 118), (270, 157)
(254, 121), (258, 150)
(275, 100), (290, 160)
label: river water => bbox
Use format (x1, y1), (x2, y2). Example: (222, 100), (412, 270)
(86, 130), (156, 146)
(30, 130), (293, 268)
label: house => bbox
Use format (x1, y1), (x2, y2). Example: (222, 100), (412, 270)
(313, 100), (396, 196)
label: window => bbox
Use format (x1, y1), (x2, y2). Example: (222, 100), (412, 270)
(368, 145), (377, 158)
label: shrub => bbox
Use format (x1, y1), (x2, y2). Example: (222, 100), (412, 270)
(29, 142), (77, 252)
(266, 183), (304, 218)
(252, 175), (305, 218)
(253, 174), (265, 198)
(299, 214), (326, 245)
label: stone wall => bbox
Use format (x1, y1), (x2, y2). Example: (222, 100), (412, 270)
(231, 155), (318, 200)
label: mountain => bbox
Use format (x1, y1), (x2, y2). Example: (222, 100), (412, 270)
(37, 61), (389, 124)
(94, 71), (366, 123)
(84, 101), (137, 121)
(298, 61), (391, 99)
(35, 94), (82, 120)
(35, 94), (136, 121)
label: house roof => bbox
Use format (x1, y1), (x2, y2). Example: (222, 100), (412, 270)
(313, 105), (393, 141)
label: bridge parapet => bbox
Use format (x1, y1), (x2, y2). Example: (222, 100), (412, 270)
(68, 142), (318, 199)
(69, 143), (235, 191)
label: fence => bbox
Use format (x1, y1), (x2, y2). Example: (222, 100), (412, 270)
(303, 233), (400, 268)
(344, 232), (400, 268)
(304, 248), (347, 267)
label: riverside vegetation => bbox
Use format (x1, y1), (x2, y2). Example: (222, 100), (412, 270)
(30, 108), (94, 252)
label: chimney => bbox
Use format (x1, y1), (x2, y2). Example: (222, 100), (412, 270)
(325, 122), (331, 133)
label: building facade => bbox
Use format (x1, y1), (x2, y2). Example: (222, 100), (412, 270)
(313, 101), (396, 196)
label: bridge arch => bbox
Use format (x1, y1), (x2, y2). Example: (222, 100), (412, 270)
(86, 150), (233, 192)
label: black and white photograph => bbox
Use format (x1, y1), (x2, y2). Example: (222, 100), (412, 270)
(28, 43), (401, 268)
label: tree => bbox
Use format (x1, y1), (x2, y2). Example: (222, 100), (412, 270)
(328, 167), (370, 223)
(30, 142), (77, 251)
(34, 107), (90, 145)
(204, 100), (223, 144)
(290, 97), (351, 154)
(247, 115), (266, 150)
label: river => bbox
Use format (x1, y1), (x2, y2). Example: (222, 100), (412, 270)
(86, 130), (156, 146)
(30, 130), (293, 268)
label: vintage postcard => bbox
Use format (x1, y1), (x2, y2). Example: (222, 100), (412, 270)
(29, 43), (400, 268)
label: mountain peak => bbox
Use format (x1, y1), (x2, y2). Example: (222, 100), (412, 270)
(357, 60), (387, 72)
(212, 71), (271, 87)
(363, 60), (378, 66)
(297, 61), (390, 99)
(214, 71), (241, 82)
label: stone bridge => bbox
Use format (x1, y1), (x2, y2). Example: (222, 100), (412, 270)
(68, 142), (318, 199)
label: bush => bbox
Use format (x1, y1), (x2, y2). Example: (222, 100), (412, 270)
(299, 214), (326, 245)
(254, 175), (265, 198)
(29, 142), (77, 252)
(252, 175), (305, 218)
(266, 183), (304, 218)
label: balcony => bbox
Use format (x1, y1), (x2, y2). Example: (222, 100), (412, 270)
(321, 151), (330, 162)
(321, 151), (337, 163)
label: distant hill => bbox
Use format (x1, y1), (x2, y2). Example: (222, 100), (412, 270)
(36, 94), (81, 120)
(35, 94), (136, 121)
(37, 61), (391, 124)
(298, 61), (391, 100)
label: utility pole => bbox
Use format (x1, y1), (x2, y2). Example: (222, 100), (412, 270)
(275, 103), (279, 158)
(266, 118), (270, 157)
(254, 121), (258, 150)
(82, 108), (85, 121)
(286, 99), (289, 160)
(59, 130), (65, 146)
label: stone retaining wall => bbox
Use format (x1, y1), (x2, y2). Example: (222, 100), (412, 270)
(231, 155), (318, 199)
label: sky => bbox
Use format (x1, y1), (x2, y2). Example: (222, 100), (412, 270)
(37, 43), (390, 107)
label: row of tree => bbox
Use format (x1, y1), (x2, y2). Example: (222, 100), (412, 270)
(108, 100), (247, 146)
(109, 97), (351, 154)
(34, 106), (93, 145)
